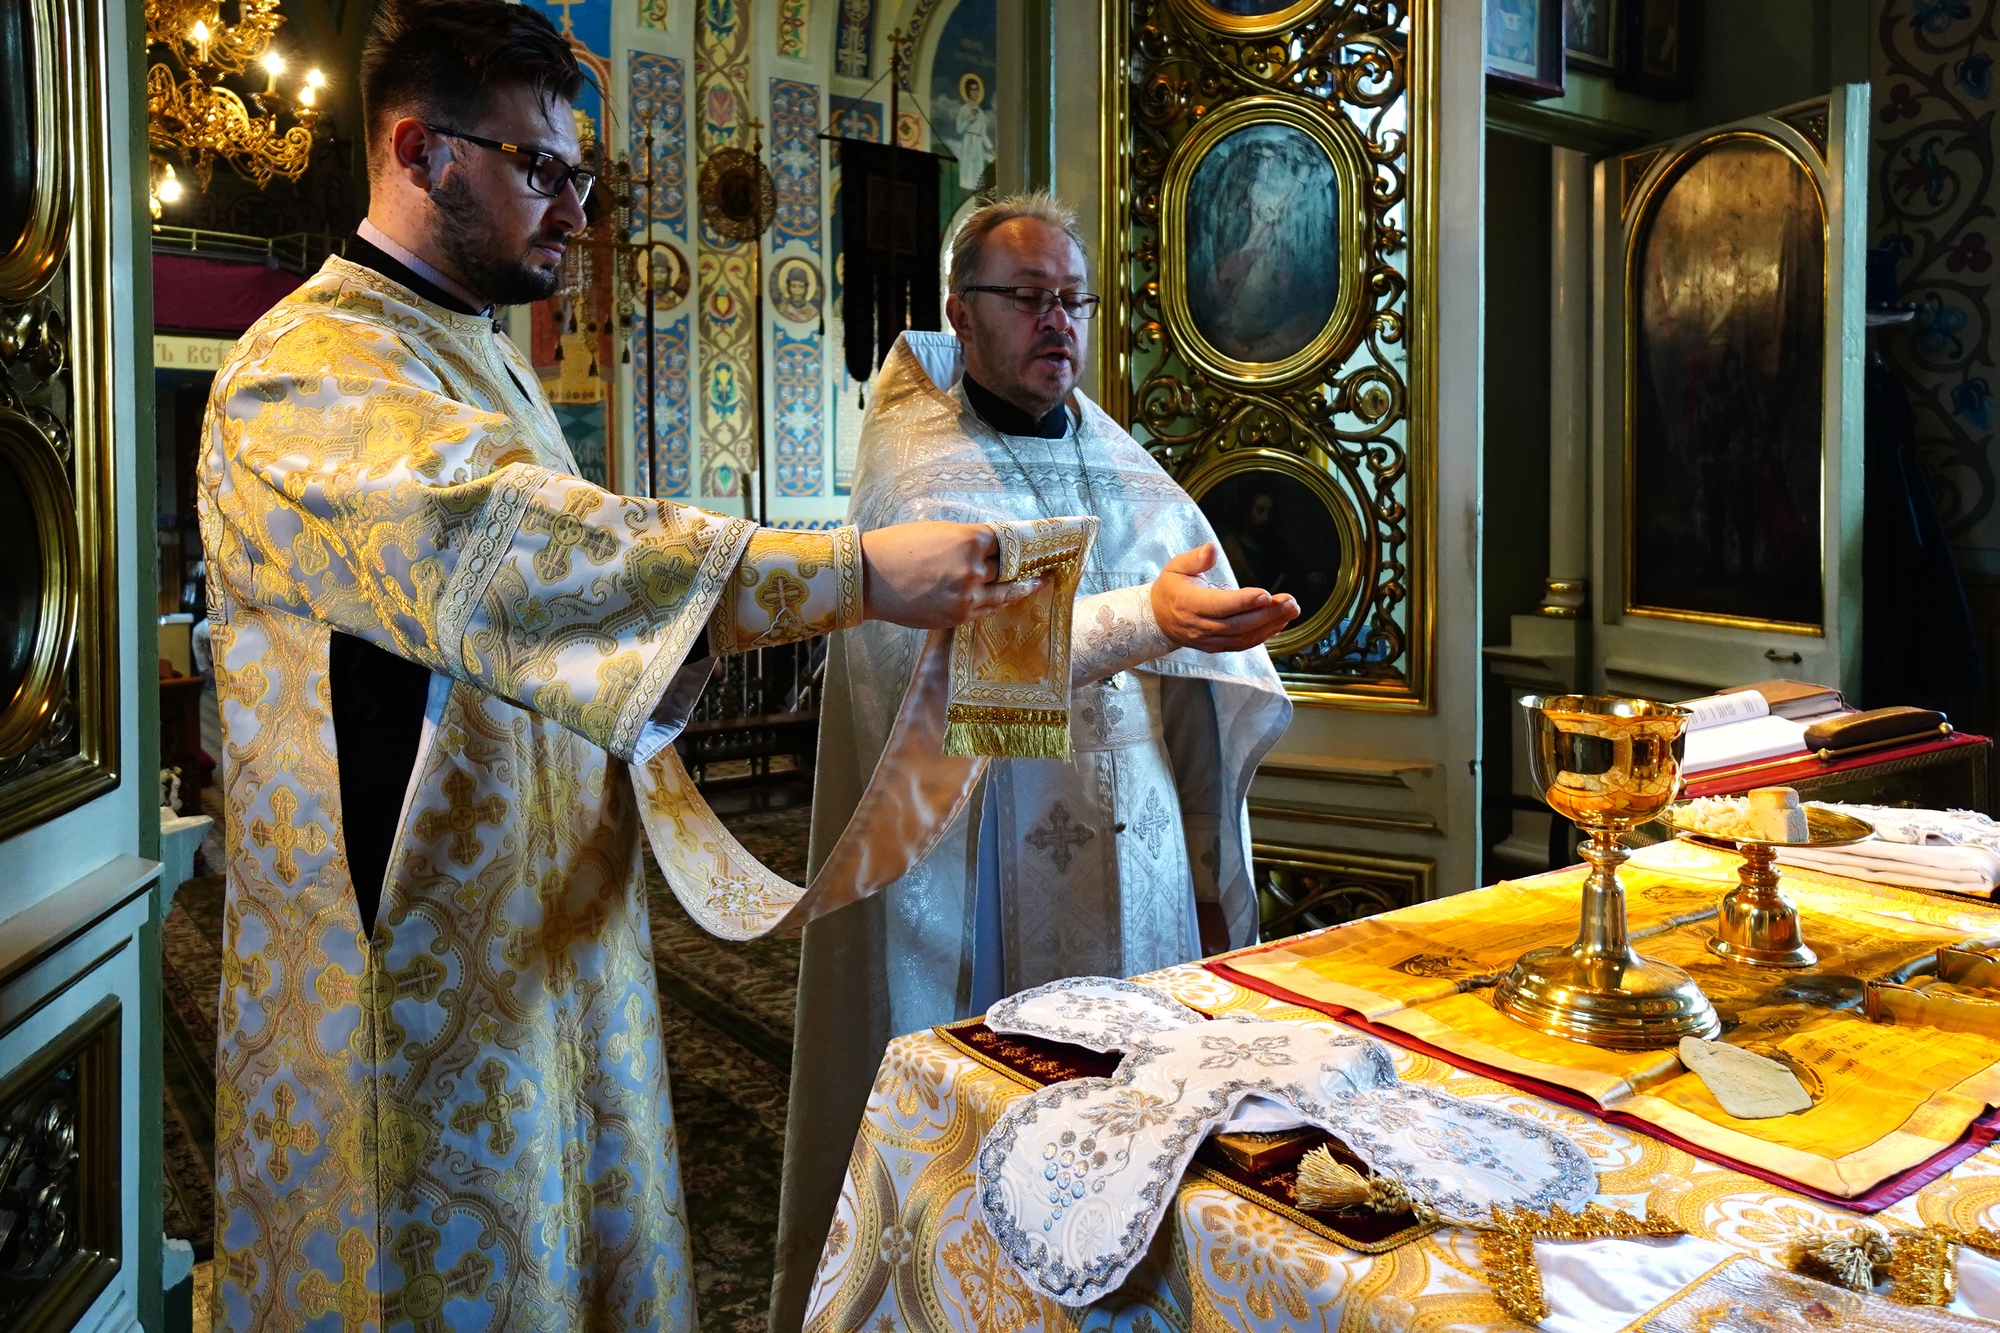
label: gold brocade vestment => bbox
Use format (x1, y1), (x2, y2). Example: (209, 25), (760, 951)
(199, 257), (860, 1332)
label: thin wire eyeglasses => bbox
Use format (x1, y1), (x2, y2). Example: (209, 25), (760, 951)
(425, 125), (596, 205)
(957, 285), (1102, 320)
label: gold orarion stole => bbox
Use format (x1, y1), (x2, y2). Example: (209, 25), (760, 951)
(943, 516), (1100, 760)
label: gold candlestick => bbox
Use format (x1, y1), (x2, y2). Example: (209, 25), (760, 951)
(1494, 696), (1721, 1049)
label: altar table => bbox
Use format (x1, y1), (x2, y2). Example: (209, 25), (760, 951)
(803, 849), (2000, 1332)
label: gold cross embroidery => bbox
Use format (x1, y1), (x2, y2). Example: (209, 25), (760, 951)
(295, 1226), (375, 1325)
(248, 786), (329, 883)
(526, 487), (620, 583)
(753, 568), (811, 639)
(530, 652), (644, 744)
(414, 769), (511, 866)
(448, 1058), (535, 1156)
(250, 1081), (321, 1184)
(503, 870), (609, 997)
(215, 1245), (261, 1296)
(387, 1222), (495, 1333)
(219, 948), (272, 1034)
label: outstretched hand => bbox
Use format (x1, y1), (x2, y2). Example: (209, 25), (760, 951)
(1151, 543), (1299, 653)
(859, 521), (1043, 629)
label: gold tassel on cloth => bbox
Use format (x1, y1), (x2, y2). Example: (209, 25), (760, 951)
(1281, 1154), (1684, 1326)
(1792, 1227), (1895, 1293)
(941, 516), (1098, 760)
(1293, 1146), (1435, 1222)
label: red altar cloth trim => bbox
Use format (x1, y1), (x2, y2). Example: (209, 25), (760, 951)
(1683, 729), (1990, 797)
(1203, 956), (2000, 1214)
(153, 252), (306, 336)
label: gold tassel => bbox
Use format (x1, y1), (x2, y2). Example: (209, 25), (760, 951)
(1292, 1146), (1434, 1221)
(1792, 1227), (1894, 1293)
(1292, 1147), (1371, 1209)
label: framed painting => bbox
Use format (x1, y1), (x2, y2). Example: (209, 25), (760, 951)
(1167, 0), (1332, 38)
(1617, 0), (1697, 100)
(1625, 133), (1827, 630)
(1183, 450), (1364, 660)
(1160, 96), (1369, 388)
(1564, 0), (1618, 75)
(1485, 0), (1564, 99)
(0, 0), (120, 842)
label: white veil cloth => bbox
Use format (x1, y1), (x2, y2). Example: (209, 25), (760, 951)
(771, 332), (1292, 1331)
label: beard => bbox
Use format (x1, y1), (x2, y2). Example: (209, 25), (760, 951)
(429, 170), (569, 307)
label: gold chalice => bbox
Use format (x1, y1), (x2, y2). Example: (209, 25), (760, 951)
(1494, 696), (1721, 1049)
(1659, 802), (1875, 968)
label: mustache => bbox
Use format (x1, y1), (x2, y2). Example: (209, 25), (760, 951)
(1031, 332), (1076, 359)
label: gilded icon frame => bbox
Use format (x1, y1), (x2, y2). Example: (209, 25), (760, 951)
(0, 408), (78, 758)
(0, 0), (119, 840)
(1182, 447), (1367, 659)
(1620, 127), (1830, 636)
(1166, 0), (1339, 38)
(0, 0), (71, 301)
(1101, 0), (1435, 709)
(1159, 96), (1372, 389)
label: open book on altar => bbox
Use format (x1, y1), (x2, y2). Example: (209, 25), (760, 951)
(1211, 839), (2000, 1202)
(1677, 681), (1848, 774)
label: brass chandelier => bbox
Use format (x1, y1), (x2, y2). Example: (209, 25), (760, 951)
(145, 0), (325, 201)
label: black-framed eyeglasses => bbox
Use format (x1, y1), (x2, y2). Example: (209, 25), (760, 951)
(957, 285), (1101, 320)
(426, 124), (596, 204)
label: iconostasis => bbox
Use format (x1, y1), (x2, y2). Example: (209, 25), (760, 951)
(516, 0), (999, 529)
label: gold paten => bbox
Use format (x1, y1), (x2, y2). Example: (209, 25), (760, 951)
(1494, 695), (1722, 1049)
(1661, 802), (1874, 968)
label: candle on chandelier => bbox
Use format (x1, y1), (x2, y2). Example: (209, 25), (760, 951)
(261, 50), (285, 95)
(189, 19), (210, 64)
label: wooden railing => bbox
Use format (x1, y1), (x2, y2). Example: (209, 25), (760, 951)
(674, 637), (824, 803)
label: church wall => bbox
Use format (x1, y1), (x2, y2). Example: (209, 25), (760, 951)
(490, 0), (998, 529)
(1868, 0), (2000, 735)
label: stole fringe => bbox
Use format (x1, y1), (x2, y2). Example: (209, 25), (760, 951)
(942, 706), (1072, 760)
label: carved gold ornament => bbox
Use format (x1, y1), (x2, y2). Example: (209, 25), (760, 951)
(698, 147), (777, 244)
(1103, 0), (1434, 704)
(144, 0), (325, 194)
(0, 0), (73, 302)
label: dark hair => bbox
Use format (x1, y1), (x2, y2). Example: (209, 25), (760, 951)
(360, 0), (589, 163)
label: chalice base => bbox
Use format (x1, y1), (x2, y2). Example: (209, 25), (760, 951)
(1495, 947), (1722, 1050)
(1708, 886), (1817, 969)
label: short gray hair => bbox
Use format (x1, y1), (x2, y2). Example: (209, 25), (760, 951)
(947, 191), (1088, 292)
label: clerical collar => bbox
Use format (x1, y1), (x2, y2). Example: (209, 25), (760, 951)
(963, 372), (1071, 440)
(350, 219), (492, 316)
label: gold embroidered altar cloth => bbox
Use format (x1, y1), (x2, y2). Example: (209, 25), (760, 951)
(1228, 841), (2000, 1198)
(803, 852), (2000, 1331)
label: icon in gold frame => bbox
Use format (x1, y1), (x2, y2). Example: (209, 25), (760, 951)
(1159, 96), (1371, 390)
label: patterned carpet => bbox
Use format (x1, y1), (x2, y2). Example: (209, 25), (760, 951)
(161, 796), (811, 1332)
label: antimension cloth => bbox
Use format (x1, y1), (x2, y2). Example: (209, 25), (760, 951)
(199, 260), (1040, 1332)
(769, 331), (1292, 1333)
